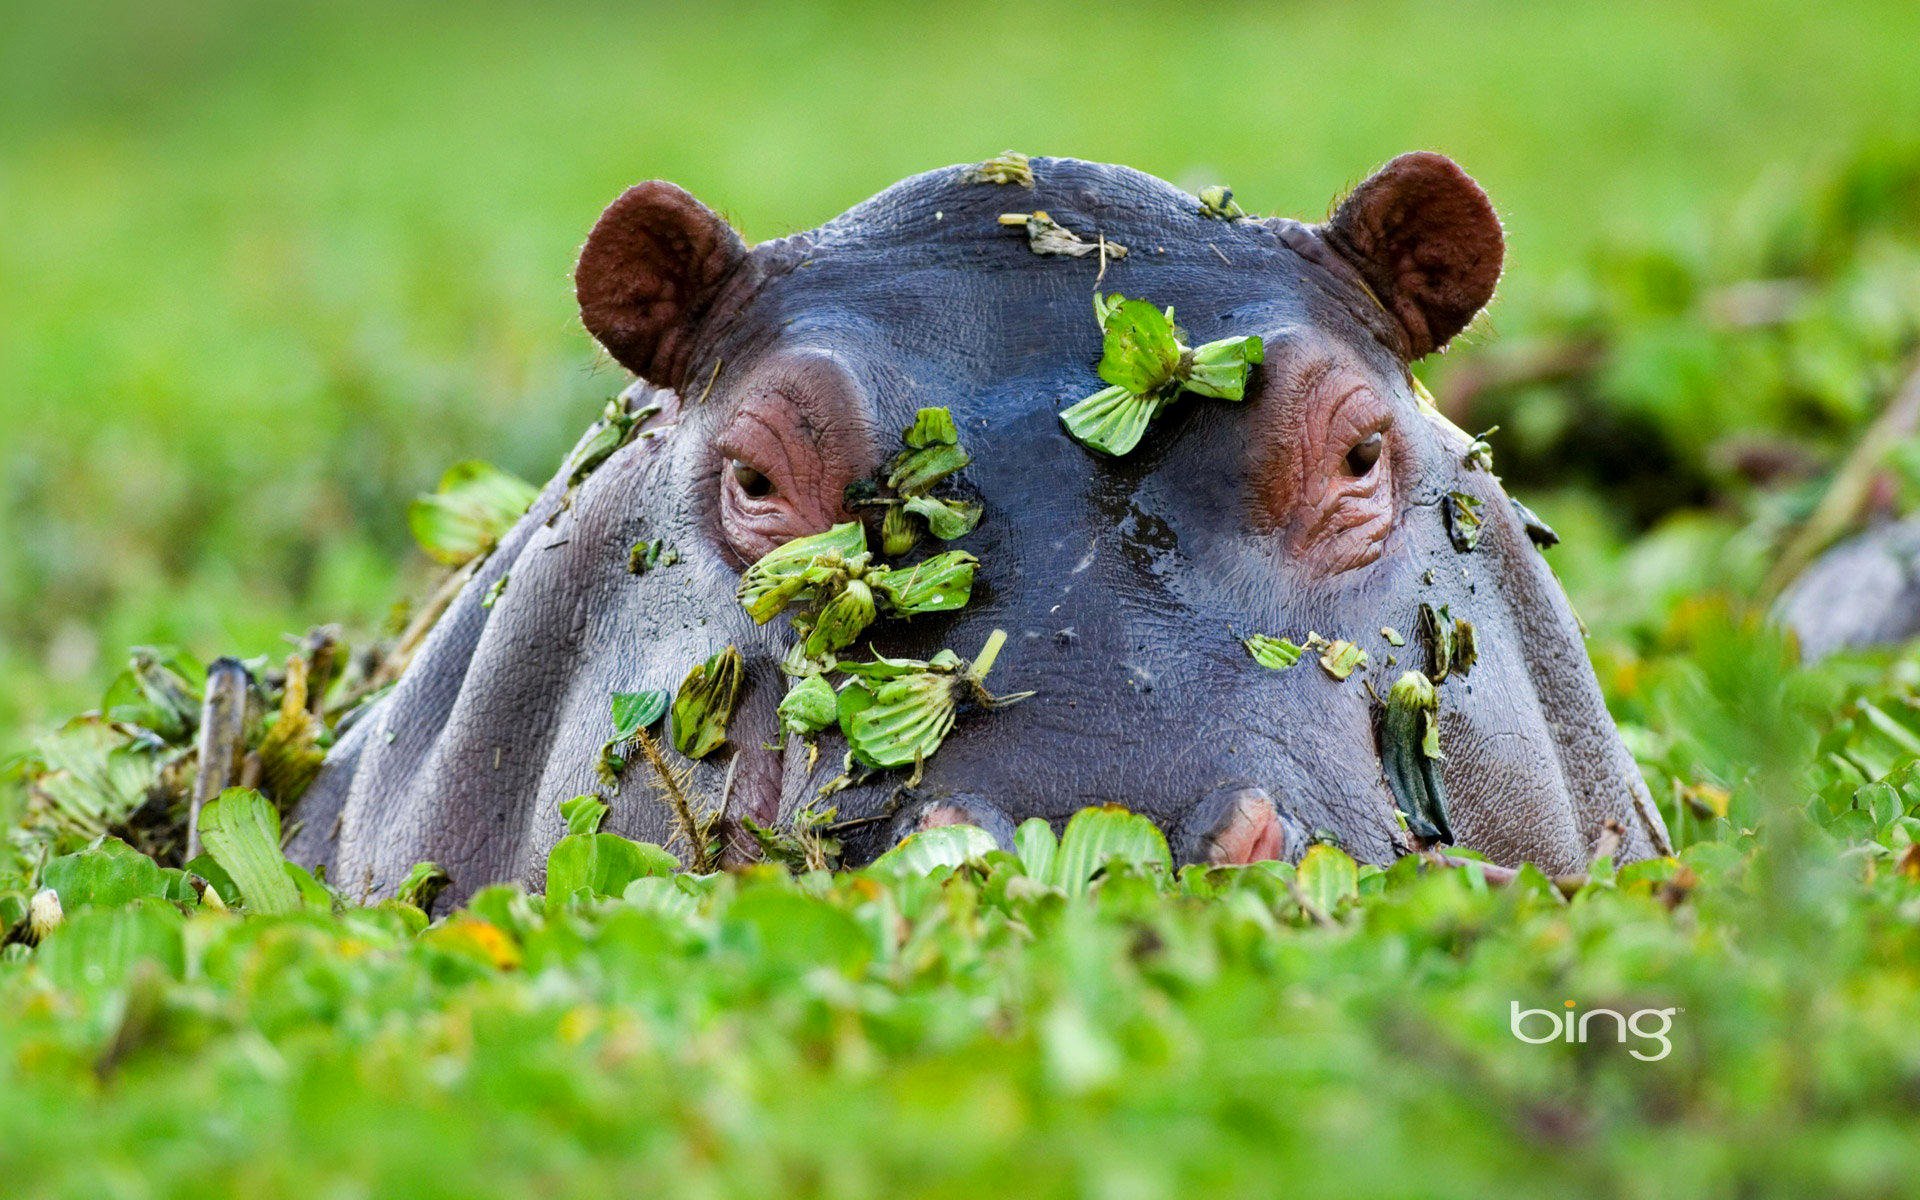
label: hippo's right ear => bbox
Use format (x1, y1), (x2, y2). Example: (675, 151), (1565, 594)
(1322, 152), (1504, 358)
(575, 182), (750, 388)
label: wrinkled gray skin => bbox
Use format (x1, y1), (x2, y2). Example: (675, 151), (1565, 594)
(1778, 517), (1920, 660)
(289, 154), (1669, 904)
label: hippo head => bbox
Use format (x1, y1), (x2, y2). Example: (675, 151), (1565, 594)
(291, 154), (1669, 901)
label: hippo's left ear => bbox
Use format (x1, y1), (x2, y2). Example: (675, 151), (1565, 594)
(1322, 152), (1504, 358)
(576, 182), (750, 388)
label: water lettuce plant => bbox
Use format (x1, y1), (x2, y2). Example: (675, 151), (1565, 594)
(1060, 294), (1263, 456)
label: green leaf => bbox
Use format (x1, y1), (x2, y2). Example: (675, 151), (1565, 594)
(560, 795), (610, 836)
(42, 837), (166, 910)
(1445, 491), (1485, 552)
(1181, 334), (1264, 400)
(1317, 640), (1368, 681)
(880, 505), (921, 556)
(803, 578), (877, 658)
(870, 551), (978, 615)
(966, 150), (1034, 188)
(1197, 185), (1247, 219)
(1095, 297), (1182, 395)
(611, 690), (669, 739)
(1014, 818), (1059, 881)
(396, 862), (452, 910)
(196, 787), (300, 916)
(1059, 385), (1162, 457)
(1244, 635), (1304, 671)
(1381, 671), (1453, 843)
(34, 904), (185, 992)
(671, 647), (743, 760)
(904, 406), (961, 450)
(284, 862), (337, 912)
(871, 824), (1001, 875)
(737, 522), (868, 623)
(778, 674), (839, 737)
(843, 671), (959, 769)
(1051, 805), (1172, 895)
(406, 460), (539, 566)
(902, 494), (983, 541)
(1296, 843), (1360, 914)
(546, 833), (677, 901)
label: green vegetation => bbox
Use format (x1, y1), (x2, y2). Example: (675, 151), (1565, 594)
(8, 627), (1920, 1196)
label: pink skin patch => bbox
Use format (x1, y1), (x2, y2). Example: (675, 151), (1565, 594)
(1207, 791), (1287, 865)
(918, 803), (975, 830)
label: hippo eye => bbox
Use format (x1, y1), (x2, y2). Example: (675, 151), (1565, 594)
(1344, 433), (1383, 477)
(730, 460), (775, 498)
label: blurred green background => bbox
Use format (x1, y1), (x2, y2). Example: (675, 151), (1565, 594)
(7, 0), (1920, 748)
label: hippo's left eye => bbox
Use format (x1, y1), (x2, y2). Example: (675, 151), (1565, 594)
(1344, 433), (1383, 477)
(730, 460), (775, 498)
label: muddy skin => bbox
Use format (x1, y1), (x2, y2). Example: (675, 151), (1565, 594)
(288, 154), (1670, 904)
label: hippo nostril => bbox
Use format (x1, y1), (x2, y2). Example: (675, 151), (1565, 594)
(886, 792), (1017, 849)
(1176, 784), (1300, 866)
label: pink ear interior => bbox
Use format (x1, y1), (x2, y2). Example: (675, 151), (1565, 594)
(574, 181), (748, 387)
(1323, 152), (1505, 358)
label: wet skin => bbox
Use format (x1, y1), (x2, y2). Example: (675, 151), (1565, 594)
(289, 154), (1670, 903)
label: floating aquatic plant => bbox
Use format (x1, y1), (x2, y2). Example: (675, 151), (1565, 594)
(1445, 491), (1485, 552)
(997, 211), (1126, 260)
(737, 521), (977, 670)
(1244, 634), (1304, 670)
(1196, 185), (1246, 220)
(671, 648), (743, 760)
(1060, 294), (1264, 456)
(966, 151), (1034, 187)
(1417, 603), (1477, 682)
(836, 630), (1031, 771)
(864, 407), (983, 555)
(1379, 671), (1453, 844)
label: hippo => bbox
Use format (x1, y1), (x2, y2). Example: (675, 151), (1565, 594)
(288, 152), (1671, 901)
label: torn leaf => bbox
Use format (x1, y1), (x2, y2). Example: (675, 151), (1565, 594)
(998, 211), (1126, 260)
(598, 689), (667, 785)
(1318, 640), (1368, 681)
(1379, 671), (1453, 844)
(1180, 333), (1265, 400)
(803, 578), (877, 659)
(881, 505), (921, 557)
(778, 674), (839, 738)
(1244, 634), (1304, 671)
(1381, 627), (1405, 647)
(967, 151), (1034, 188)
(902, 494), (982, 541)
(737, 522), (869, 624)
(560, 795), (609, 837)
(1095, 297), (1183, 395)
(482, 574), (509, 609)
(839, 630), (1029, 770)
(869, 552), (978, 615)
(1464, 426), (1499, 472)
(627, 539), (680, 574)
(396, 862), (451, 910)
(671, 648), (743, 760)
(1445, 491), (1485, 552)
(565, 396), (654, 486)
(1196, 185), (1247, 220)
(408, 461), (540, 567)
